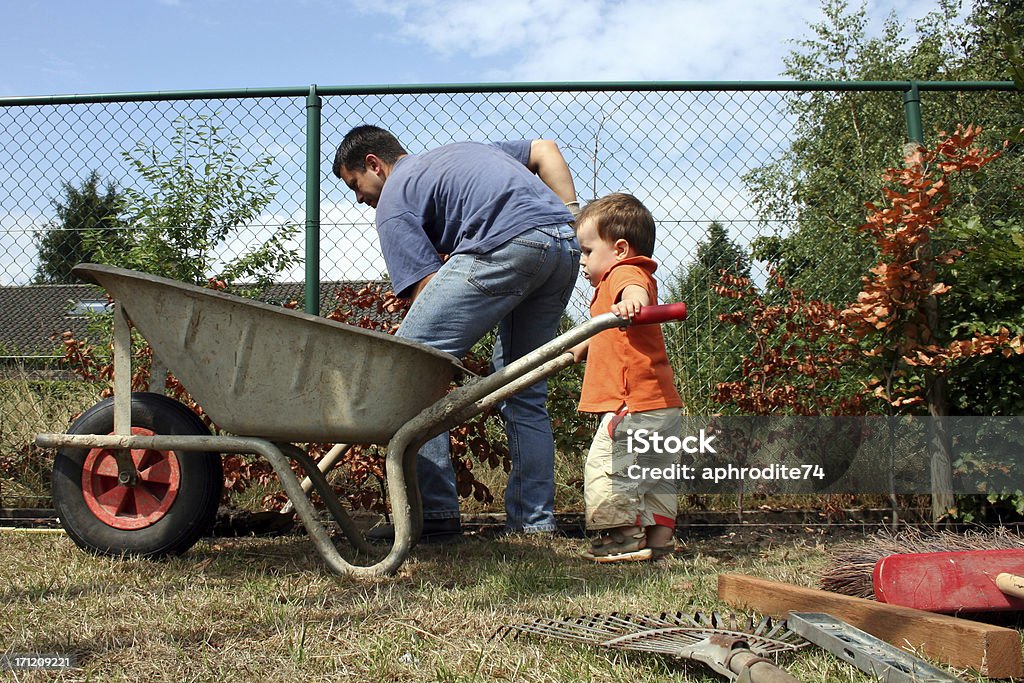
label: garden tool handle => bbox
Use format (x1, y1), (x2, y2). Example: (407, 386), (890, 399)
(995, 572), (1024, 600)
(628, 302), (687, 326)
(727, 649), (801, 683)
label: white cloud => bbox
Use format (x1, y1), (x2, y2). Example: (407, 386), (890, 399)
(355, 0), (956, 82)
(317, 202), (386, 281)
(208, 201), (385, 287)
(0, 213), (43, 286)
(359, 0), (826, 81)
(280, 201), (387, 284)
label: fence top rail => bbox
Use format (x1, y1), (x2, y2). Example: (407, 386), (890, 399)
(0, 80), (1018, 106)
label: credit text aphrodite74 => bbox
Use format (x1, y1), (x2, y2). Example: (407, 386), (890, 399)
(626, 463), (827, 483)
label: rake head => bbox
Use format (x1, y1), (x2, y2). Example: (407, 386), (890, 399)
(498, 611), (808, 682)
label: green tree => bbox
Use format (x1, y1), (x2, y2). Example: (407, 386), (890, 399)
(744, 0), (905, 303)
(744, 0), (1024, 416)
(91, 115), (301, 290)
(939, 1), (1024, 415)
(745, 0), (1023, 302)
(33, 171), (129, 283)
(667, 221), (752, 413)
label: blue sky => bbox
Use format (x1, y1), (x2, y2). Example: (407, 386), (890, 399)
(1, 0), (947, 97)
(0, 0), (960, 289)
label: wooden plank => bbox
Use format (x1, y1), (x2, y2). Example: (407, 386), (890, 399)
(717, 573), (1023, 678)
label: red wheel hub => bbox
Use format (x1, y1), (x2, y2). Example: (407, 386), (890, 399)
(81, 427), (181, 530)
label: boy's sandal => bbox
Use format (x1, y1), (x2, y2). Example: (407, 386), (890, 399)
(647, 544), (675, 560)
(588, 526), (645, 557)
(589, 547), (654, 563)
(578, 543), (676, 563)
(581, 526), (646, 561)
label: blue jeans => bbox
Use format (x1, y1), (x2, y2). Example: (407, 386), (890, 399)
(395, 223), (580, 532)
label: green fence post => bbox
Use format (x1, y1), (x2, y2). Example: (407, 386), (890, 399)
(305, 84), (322, 315)
(903, 80), (923, 145)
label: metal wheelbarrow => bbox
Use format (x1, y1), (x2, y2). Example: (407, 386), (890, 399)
(37, 263), (687, 577)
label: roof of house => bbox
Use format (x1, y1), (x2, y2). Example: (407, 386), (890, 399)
(0, 280), (386, 358)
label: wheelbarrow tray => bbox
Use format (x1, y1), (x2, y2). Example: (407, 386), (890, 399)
(73, 264), (462, 444)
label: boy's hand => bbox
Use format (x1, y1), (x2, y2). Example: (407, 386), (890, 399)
(612, 284), (651, 321)
(569, 340), (589, 362)
(611, 298), (644, 320)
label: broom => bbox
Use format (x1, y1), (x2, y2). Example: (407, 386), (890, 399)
(819, 526), (1024, 598)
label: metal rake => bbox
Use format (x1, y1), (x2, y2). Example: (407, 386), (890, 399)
(498, 611), (808, 682)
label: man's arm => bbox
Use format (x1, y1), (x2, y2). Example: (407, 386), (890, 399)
(407, 272), (436, 302)
(527, 139), (578, 206)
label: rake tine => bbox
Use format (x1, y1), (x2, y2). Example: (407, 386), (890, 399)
(499, 613), (639, 645)
(499, 610), (809, 657)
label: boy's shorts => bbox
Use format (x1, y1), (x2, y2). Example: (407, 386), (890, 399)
(584, 406), (682, 530)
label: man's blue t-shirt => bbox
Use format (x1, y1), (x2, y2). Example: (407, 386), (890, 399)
(375, 140), (573, 298)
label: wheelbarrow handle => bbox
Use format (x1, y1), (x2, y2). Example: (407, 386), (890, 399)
(625, 302), (688, 326)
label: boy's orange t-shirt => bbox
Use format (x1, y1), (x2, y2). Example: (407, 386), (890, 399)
(578, 256), (683, 414)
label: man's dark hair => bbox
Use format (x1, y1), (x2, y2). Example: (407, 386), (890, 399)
(332, 125), (408, 178)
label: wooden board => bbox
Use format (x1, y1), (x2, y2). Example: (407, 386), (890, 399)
(717, 573), (1023, 678)
(874, 549), (1024, 613)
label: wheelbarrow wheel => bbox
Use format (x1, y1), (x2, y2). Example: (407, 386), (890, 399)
(51, 392), (223, 558)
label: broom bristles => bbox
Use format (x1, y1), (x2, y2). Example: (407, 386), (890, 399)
(820, 527), (1024, 598)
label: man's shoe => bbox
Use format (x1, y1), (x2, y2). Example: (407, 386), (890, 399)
(365, 517), (463, 544)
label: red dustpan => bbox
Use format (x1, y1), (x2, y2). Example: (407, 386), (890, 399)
(873, 548), (1024, 613)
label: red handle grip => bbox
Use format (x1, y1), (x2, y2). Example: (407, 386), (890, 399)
(630, 302), (687, 325)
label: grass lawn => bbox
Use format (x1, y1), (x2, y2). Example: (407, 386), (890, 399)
(0, 523), (999, 682)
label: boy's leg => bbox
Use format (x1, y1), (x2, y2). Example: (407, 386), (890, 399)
(632, 408), (683, 548)
(584, 409), (642, 531)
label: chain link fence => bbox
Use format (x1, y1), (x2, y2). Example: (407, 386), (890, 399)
(1, 82), (1019, 510)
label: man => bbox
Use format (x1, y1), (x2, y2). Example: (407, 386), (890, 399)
(332, 124), (580, 539)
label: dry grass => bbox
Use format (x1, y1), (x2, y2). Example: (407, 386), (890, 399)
(0, 373), (98, 446)
(0, 525), (994, 683)
(0, 373), (100, 507)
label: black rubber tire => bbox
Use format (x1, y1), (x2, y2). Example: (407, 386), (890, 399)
(51, 392), (223, 558)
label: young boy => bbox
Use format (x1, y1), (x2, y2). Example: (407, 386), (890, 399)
(571, 193), (684, 563)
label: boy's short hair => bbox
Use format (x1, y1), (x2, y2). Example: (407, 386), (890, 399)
(576, 193), (656, 257)
(332, 125), (408, 178)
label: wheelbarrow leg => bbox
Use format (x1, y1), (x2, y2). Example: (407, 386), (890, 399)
(276, 430), (424, 577)
(250, 438), (409, 576)
(275, 443), (375, 557)
(262, 433), (428, 577)
(370, 430), (425, 574)
(110, 302), (139, 486)
(274, 436), (426, 577)
(401, 437), (424, 543)
(281, 442), (352, 514)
